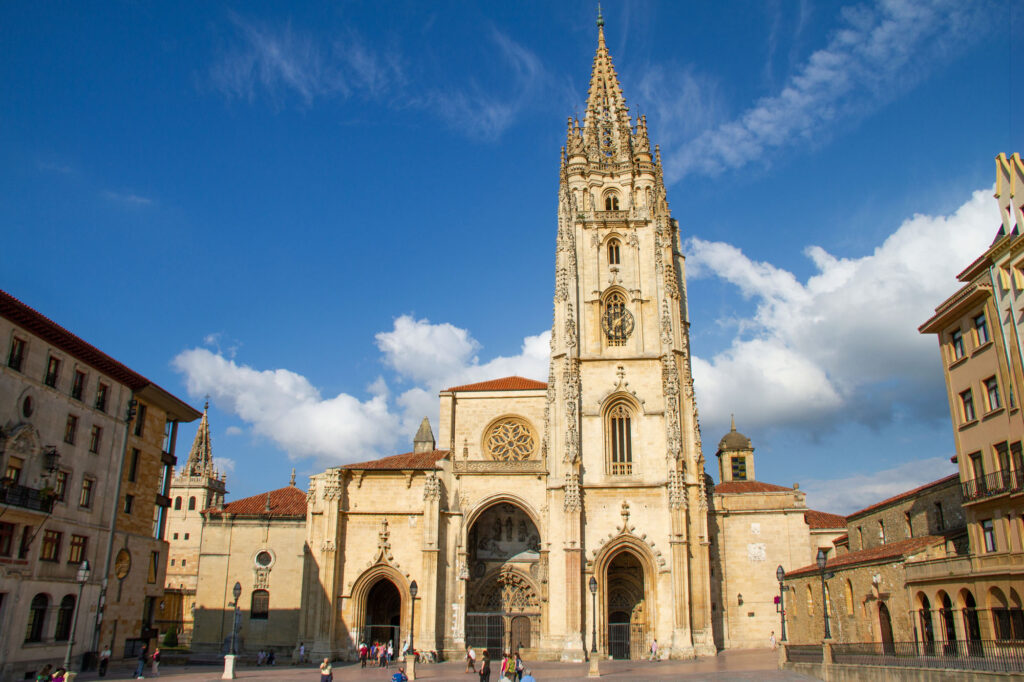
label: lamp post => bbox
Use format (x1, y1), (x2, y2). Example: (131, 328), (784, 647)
(588, 576), (600, 678)
(816, 549), (831, 640)
(776, 565), (787, 643)
(222, 581), (241, 680)
(408, 580), (418, 680)
(63, 560), (91, 670)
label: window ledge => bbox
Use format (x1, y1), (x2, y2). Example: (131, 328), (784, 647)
(958, 419), (979, 431)
(982, 407), (1006, 421)
(948, 355), (969, 370)
(972, 340), (994, 356)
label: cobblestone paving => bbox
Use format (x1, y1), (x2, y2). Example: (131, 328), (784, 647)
(67, 650), (817, 682)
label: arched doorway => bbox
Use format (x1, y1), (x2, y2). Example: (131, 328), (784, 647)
(605, 550), (648, 660)
(466, 502), (542, 657)
(961, 590), (982, 656)
(364, 578), (402, 649)
(939, 592), (957, 655)
(878, 602), (894, 655)
(917, 593), (935, 655)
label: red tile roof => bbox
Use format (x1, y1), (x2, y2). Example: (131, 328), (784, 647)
(342, 449), (448, 471)
(1, 289), (151, 389)
(1, 289), (200, 420)
(784, 535), (945, 578)
(445, 376), (547, 392)
(208, 485), (307, 518)
(805, 509), (847, 529)
(846, 474), (959, 520)
(714, 480), (793, 494)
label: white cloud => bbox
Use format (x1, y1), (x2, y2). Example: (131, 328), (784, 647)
(801, 456), (955, 514)
(663, 0), (990, 181)
(224, 426), (243, 437)
(214, 457), (237, 473)
(690, 185), (999, 433)
(174, 317), (548, 465)
(103, 190), (153, 206)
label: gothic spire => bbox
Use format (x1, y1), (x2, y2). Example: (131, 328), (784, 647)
(581, 13), (633, 163)
(185, 400), (214, 477)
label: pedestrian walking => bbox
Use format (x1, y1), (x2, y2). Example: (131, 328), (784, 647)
(479, 652), (491, 682)
(387, 640), (394, 668)
(465, 645), (476, 673)
(35, 664), (52, 682)
(319, 657), (333, 682)
(769, 630), (777, 650)
(135, 643), (149, 678)
(359, 642), (368, 667)
(299, 642), (307, 664)
(500, 652), (511, 680)
(98, 645), (112, 677)
(648, 638), (658, 661)
(268, 650), (276, 665)
(151, 646), (161, 676)
(514, 652), (524, 681)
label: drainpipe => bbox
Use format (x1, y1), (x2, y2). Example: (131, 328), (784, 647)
(91, 394), (137, 652)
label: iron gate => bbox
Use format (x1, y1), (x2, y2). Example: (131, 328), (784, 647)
(608, 623), (648, 660)
(466, 613), (505, 657)
(363, 624), (401, 651)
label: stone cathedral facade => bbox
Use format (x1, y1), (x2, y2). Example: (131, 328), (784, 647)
(302, 20), (716, 662)
(178, 19), (844, 664)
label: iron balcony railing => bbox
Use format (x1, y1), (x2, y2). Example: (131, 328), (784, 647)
(961, 470), (1023, 501)
(0, 482), (55, 513)
(832, 640), (1024, 673)
(785, 644), (823, 663)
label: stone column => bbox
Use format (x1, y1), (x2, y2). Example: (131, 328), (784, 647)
(562, 467), (584, 660)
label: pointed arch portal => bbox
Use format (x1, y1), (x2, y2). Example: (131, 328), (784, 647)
(364, 578), (402, 649)
(465, 502), (542, 657)
(605, 549), (649, 660)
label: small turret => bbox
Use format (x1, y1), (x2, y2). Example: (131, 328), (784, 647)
(413, 417), (436, 453)
(716, 415), (755, 482)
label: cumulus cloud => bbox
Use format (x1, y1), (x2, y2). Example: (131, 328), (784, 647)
(663, 0), (991, 181)
(214, 457), (237, 473)
(174, 317), (548, 466)
(801, 456), (955, 514)
(689, 185), (999, 434)
(224, 426), (243, 437)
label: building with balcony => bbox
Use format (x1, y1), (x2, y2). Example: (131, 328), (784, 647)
(917, 152), (1024, 646)
(0, 290), (199, 681)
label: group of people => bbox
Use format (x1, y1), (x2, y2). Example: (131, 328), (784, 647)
(135, 643), (161, 678)
(357, 640), (394, 668)
(320, 658), (409, 682)
(33, 665), (69, 681)
(256, 649), (278, 665)
(465, 647), (532, 682)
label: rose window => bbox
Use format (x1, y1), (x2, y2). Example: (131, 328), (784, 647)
(485, 418), (536, 461)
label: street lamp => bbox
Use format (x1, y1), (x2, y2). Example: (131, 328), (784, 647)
(223, 582), (242, 680)
(408, 580), (418, 680)
(816, 549), (831, 640)
(588, 577), (599, 678)
(63, 560), (91, 670)
(775, 565), (787, 642)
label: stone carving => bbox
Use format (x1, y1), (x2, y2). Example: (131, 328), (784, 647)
(254, 567), (270, 589)
(662, 352), (682, 460)
(485, 417), (536, 461)
(375, 518), (392, 562)
(321, 469), (344, 500)
(747, 543), (767, 562)
(627, 232), (639, 248)
(320, 539), (335, 553)
(423, 471), (440, 501)
(564, 470), (582, 512)
(668, 468), (683, 510)
(453, 460), (547, 474)
(564, 302), (577, 349)
(472, 567), (540, 612)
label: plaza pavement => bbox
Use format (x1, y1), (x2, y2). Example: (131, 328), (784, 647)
(66, 649), (816, 682)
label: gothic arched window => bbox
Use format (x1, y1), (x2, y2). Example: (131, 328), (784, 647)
(55, 595), (75, 641)
(607, 401), (634, 475)
(174, 497), (182, 510)
(251, 589), (269, 619)
(605, 194), (619, 211)
(25, 594), (48, 642)
(188, 497), (196, 511)
(607, 239), (621, 265)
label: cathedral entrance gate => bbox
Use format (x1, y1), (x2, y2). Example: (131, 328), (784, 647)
(604, 550), (649, 660)
(466, 501), (543, 656)
(364, 578), (402, 650)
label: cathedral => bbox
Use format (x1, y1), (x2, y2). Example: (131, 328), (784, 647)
(166, 17), (843, 662)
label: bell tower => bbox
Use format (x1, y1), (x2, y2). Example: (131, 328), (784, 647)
(544, 10), (714, 658)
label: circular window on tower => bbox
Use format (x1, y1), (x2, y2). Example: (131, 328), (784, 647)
(255, 550), (274, 568)
(483, 416), (536, 462)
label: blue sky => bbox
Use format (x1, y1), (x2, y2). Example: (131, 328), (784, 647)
(3, 1), (1021, 513)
